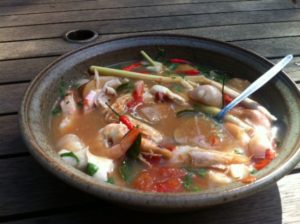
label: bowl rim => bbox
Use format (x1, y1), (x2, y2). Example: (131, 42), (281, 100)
(19, 33), (300, 210)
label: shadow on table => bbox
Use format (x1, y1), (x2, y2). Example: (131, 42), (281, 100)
(24, 183), (282, 224)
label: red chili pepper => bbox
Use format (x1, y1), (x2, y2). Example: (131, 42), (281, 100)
(223, 94), (233, 105)
(122, 62), (141, 71)
(176, 69), (200, 76)
(105, 103), (134, 130)
(169, 58), (192, 64)
(119, 115), (134, 130)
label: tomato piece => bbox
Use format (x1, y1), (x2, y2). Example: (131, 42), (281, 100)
(265, 149), (276, 160)
(132, 167), (187, 193)
(241, 175), (257, 184)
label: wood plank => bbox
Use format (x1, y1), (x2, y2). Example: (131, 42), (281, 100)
(0, 0), (95, 7)
(0, 0), (261, 16)
(0, 83), (28, 114)
(0, 156), (97, 217)
(0, 56), (57, 83)
(1, 156), (300, 223)
(1, 24), (300, 61)
(0, 0), (297, 28)
(0, 115), (26, 156)
(1, 9), (300, 43)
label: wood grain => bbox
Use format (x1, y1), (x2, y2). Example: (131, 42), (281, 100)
(0, 83), (28, 114)
(0, 0), (297, 28)
(0, 156), (96, 217)
(0, 115), (26, 156)
(0, 56), (57, 83)
(1, 9), (300, 43)
(0, 0), (265, 16)
(1, 30), (300, 61)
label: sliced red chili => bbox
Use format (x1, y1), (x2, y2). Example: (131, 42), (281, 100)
(122, 62), (141, 71)
(169, 58), (192, 64)
(176, 69), (200, 76)
(223, 94), (233, 105)
(254, 159), (270, 170)
(119, 115), (134, 130)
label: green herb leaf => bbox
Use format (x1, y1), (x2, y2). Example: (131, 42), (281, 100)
(51, 105), (62, 116)
(87, 162), (99, 176)
(234, 148), (244, 155)
(155, 48), (166, 60)
(185, 168), (207, 178)
(170, 84), (183, 93)
(116, 82), (134, 94)
(119, 158), (132, 182)
(106, 177), (115, 184)
(59, 80), (68, 97)
(193, 168), (207, 178)
(60, 152), (79, 164)
(183, 173), (193, 190)
(250, 168), (257, 175)
(127, 133), (142, 159)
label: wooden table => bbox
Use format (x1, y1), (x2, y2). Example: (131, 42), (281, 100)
(1, 0), (300, 223)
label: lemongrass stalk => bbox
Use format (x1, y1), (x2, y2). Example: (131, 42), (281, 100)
(90, 66), (193, 89)
(140, 50), (157, 66)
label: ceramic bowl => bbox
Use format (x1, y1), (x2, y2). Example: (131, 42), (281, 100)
(20, 34), (300, 211)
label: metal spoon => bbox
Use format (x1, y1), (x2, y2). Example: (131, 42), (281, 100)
(216, 54), (293, 120)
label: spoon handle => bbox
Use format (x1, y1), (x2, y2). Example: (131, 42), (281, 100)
(217, 54), (293, 120)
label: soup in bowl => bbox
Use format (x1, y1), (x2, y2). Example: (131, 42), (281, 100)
(20, 34), (300, 211)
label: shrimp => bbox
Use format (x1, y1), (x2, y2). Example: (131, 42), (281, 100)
(150, 85), (187, 105)
(92, 124), (140, 159)
(248, 130), (273, 159)
(224, 122), (250, 146)
(128, 117), (163, 143)
(170, 145), (249, 167)
(230, 107), (272, 129)
(188, 85), (222, 108)
(141, 138), (172, 159)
